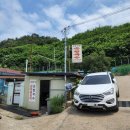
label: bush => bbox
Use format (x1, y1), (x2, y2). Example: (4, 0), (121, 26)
(50, 95), (65, 114)
(82, 51), (111, 72)
(112, 65), (130, 75)
(15, 116), (24, 120)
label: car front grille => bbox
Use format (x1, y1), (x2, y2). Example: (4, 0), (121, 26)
(79, 94), (104, 103)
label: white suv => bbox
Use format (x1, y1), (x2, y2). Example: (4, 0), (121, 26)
(74, 72), (119, 112)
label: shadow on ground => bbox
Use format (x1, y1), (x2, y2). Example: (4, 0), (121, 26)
(0, 104), (47, 117)
(66, 106), (116, 117)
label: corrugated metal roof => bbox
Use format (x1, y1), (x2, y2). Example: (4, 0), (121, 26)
(0, 68), (25, 80)
(0, 68), (24, 75)
(25, 72), (83, 78)
(0, 76), (24, 79)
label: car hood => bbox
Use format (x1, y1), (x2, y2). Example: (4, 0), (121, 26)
(76, 84), (113, 95)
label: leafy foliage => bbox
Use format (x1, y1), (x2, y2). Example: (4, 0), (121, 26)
(50, 95), (65, 114)
(69, 23), (130, 57)
(0, 23), (130, 72)
(0, 33), (59, 48)
(82, 51), (111, 72)
(112, 65), (130, 76)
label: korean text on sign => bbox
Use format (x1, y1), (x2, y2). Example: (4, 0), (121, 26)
(29, 80), (36, 102)
(72, 44), (82, 63)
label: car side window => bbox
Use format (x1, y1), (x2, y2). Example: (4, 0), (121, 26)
(110, 73), (114, 83)
(110, 73), (114, 79)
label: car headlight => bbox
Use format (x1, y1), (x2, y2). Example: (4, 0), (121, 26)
(74, 90), (80, 96)
(103, 88), (114, 95)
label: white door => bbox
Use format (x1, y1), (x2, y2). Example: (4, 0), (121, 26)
(19, 82), (24, 107)
(7, 82), (14, 105)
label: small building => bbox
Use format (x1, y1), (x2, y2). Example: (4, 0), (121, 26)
(23, 72), (82, 110)
(0, 68), (25, 106)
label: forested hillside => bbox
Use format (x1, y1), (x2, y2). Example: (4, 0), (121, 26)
(0, 23), (130, 72)
(69, 23), (130, 57)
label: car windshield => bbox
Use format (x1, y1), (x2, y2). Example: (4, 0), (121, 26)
(81, 75), (111, 85)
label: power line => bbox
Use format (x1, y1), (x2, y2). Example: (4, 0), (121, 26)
(69, 0), (95, 26)
(58, 1), (95, 39)
(59, 5), (130, 39)
(46, 4), (130, 39)
(59, 4), (130, 39)
(60, 5), (130, 75)
(69, 6), (130, 28)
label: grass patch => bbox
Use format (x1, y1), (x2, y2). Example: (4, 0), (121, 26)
(15, 116), (24, 120)
(50, 95), (65, 114)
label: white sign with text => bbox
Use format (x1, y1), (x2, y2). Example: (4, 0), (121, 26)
(29, 80), (36, 102)
(72, 44), (82, 63)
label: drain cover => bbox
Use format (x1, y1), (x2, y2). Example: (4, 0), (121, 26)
(118, 101), (130, 107)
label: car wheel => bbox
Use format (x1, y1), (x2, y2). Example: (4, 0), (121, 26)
(75, 106), (81, 110)
(112, 97), (119, 112)
(112, 104), (119, 112)
(117, 90), (120, 97)
(107, 97), (119, 112)
(75, 104), (83, 110)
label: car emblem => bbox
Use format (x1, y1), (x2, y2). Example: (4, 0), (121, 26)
(88, 95), (91, 98)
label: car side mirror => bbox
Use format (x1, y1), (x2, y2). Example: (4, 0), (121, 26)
(112, 78), (116, 83)
(112, 79), (115, 83)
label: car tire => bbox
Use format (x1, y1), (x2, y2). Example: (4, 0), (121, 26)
(107, 98), (119, 112)
(117, 90), (120, 97)
(75, 106), (81, 110)
(112, 104), (119, 112)
(108, 97), (119, 112)
(75, 104), (83, 110)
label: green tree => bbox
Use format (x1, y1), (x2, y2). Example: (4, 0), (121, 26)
(82, 51), (111, 72)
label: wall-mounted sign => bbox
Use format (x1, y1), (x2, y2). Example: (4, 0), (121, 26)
(29, 80), (36, 102)
(72, 44), (82, 63)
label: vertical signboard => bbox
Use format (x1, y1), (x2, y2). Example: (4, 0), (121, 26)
(29, 80), (36, 102)
(72, 44), (82, 63)
(13, 81), (23, 104)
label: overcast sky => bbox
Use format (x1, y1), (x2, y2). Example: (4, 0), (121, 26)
(0, 0), (130, 41)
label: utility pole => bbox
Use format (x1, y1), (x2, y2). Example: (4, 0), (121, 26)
(29, 44), (32, 72)
(69, 45), (71, 72)
(62, 27), (69, 83)
(54, 48), (56, 71)
(25, 59), (28, 72)
(49, 62), (50, 71)
(128, 57), (129, 64)
(62, 26), (70, 106)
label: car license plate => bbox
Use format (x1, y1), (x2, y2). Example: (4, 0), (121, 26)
(87, 104), (103, 108)
(87, 103), (96, 106)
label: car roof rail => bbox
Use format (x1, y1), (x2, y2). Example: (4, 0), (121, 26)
(107, 71), (109, 75)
